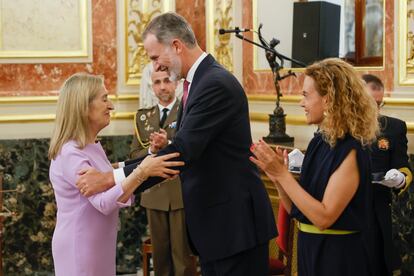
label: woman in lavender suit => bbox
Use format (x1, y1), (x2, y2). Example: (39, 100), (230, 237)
(48, 73), (183, 276)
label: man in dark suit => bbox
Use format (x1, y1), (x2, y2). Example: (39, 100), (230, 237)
(362, 74), (413, 276)
(77, 12), (276, 276)
(130, 70), (194, 276)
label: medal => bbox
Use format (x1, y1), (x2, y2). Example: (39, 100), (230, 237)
(169, 121), (177, 129)
(377, 137), (390, 151)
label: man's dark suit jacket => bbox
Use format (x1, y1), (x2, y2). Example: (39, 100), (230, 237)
(124, 54), (277, 262)
(371, 115), (412, 274)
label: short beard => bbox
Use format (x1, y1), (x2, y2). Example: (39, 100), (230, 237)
(159, 93), (174, 104)
(168, 55), (182, 81)
(169, 71), (180, 82)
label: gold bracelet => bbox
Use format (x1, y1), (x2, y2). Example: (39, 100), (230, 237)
(133, 166), (147, 183)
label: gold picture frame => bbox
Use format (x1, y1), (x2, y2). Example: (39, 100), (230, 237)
(0, 0), (90, 60)
(399, 0), (414, 85)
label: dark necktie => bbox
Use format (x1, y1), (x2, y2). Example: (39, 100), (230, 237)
(159, 107), (169, 127)
(182, 80), (190, 109)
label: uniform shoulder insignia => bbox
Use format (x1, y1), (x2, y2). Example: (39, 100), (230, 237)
(137, 106), (156, 121)
(137, 106), (153, 112)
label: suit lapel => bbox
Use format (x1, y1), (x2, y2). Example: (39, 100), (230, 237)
(162, 100), (180, 128)
(179, 54), (216, 127)
(177, 101), (185, 131)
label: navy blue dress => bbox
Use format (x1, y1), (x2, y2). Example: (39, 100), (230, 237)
(291, 133), (379, 276)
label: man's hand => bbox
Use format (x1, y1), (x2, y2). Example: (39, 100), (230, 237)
(137, 152), (184, 179)
(249, 140), (290, 183)
(149, 129), (168, 153)
(76, 168), (115, 197)
(379, 169), (406, 189)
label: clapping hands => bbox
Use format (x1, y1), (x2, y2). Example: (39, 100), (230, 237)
(149, 129), (168, 153)
(249, 140), (290, 182)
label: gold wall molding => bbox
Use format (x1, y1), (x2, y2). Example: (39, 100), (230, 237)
(250, 112), (414, 134)
(0, 111), (301, 125)
(206, 0), (235, 72)
(408, 122), (414, 132)
(250, 112), (307, 126)
(0, 0), (91, 61)
(0, 112), (135, 124)
(0, 95), (139, 104)
(399, 0), (414, 85)
(0, 111), (413, 134)
(247, 94), (414, 106)
(248, 94), (302, 103)
(0, 94), (413, 106)
(124, 0), (174, 86)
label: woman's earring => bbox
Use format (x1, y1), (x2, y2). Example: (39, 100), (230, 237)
(323, 111), (328, 117)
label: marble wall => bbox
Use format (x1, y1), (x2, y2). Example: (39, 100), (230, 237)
(0, 0), (412, 144)
(0, 0), (210, 142)
(0, 0), (117, 96)
(0, 1), (407, 96)
(1, 0), (83, 52)
(177, 0), (207, 50)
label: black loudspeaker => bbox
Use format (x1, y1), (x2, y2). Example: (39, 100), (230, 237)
(292, 1), (341, 67)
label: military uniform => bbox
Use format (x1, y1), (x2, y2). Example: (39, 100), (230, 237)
(370, 115), (413, 275)
(130, 99), (194, 276)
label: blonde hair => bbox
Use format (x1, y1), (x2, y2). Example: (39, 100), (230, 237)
(48, 73), (104, 160)
(305, 58), (379, 147)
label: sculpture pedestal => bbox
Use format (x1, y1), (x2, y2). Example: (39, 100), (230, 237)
(263, 106), (294, 147)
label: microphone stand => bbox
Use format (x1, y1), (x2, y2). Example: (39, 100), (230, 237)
(234, 26), (305, 146)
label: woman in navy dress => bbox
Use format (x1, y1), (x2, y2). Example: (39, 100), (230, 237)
(251, 58), (380, 275)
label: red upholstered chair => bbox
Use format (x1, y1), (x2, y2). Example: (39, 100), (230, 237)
(269, 201), (295, 276)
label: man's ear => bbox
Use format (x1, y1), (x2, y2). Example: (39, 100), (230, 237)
(171, 39), (183, 54)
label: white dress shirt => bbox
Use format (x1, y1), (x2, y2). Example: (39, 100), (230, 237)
(157, 98), (177, 120)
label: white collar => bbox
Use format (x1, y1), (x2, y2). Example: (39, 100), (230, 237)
(185, 52), (208, 84)
(157, 98), (177, 112)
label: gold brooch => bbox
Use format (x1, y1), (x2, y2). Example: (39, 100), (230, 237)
(377, 138), (390, 151)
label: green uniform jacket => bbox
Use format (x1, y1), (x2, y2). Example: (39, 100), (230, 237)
(130, 100), (184, 211)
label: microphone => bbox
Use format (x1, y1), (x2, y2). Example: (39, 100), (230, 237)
(219, 27), (250, 35)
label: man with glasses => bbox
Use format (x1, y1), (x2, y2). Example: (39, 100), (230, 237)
(363, 74), (412, 275)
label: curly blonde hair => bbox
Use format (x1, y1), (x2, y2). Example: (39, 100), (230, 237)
(305, 58), (379, 147)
